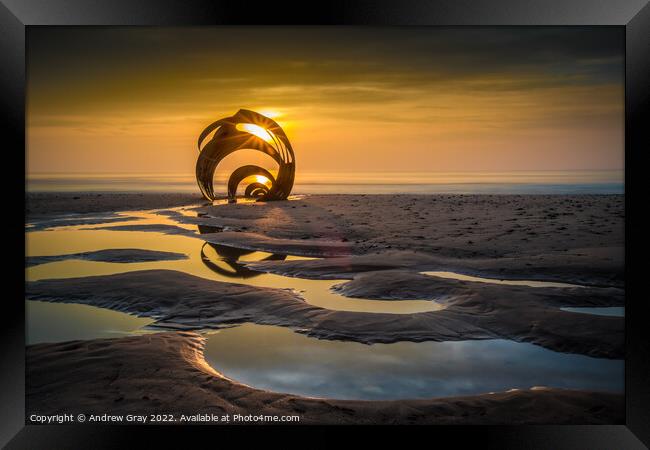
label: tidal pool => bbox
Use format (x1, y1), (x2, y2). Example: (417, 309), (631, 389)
(423, 271), (585, 288)
(26, 300), (153, 344)
(25, 299), (624, 400)
(560, 307), (624, 317)
(26, 210), (442, 314)
(204, 323), (623, 400)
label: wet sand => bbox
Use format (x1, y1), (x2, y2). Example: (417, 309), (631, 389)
(175, 193), (622, 286)
(26, 269), (624, 358)
(28, 193), (623, 286)
(26, 192), (201, 218)
(26, 332), (623, 424)
(26, 249), (188, 268)
(25, 192), (625, 423)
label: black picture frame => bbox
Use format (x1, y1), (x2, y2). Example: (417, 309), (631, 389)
(2, 0), (648, 448)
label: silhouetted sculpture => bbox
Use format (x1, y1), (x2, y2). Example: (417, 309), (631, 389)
(196, 109), (295, 203)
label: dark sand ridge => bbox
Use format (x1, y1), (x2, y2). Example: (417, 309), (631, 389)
(25, 269), (623, 358)
(85, 223), (198, 236)
(241, 247), (622, 288)
(26, 249), (188, 268)
(26, 331), (623, 424)
(201, 231), (352, 256)
(26, 192), (201, 218)
(26, 213), (140, 231)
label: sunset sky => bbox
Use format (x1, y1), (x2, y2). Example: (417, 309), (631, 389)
(27, 27), (624, 178)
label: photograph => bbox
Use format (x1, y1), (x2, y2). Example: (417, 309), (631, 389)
(22, 25), (629, 426)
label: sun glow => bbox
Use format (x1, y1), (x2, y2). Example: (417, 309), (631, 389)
(237, 123), (274, 143)
(258, 110), (281, 119)
(255, 175), (270, 185)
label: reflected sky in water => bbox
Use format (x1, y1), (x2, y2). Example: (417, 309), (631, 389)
(423, 271), (585, 288)
(560, 307), (624, 317)
(26, 211), (442, 314)
(204, 323), (623, 400)
(27, 300), (153, 344)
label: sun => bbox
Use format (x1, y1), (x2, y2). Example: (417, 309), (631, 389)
(237, 123), (273, 143)
(255, 175), (270, 185)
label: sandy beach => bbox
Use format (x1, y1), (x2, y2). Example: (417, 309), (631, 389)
(25, 192), (625, 424)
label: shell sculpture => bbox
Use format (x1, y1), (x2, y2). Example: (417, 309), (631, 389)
(196, 109), (295, 203)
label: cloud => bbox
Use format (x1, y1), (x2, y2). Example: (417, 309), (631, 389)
(26, 27), (624, 174)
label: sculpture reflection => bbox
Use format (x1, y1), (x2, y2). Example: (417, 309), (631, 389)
(196, 109), (296, 203)
(199, 242), (287, 279)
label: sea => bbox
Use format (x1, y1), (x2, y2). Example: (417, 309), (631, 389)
(26, 170), (624, 195)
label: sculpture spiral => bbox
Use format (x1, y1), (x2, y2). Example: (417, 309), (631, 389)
(196, 109), (295, 203)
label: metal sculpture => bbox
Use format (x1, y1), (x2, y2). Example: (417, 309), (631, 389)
(196, 109), (295, 203)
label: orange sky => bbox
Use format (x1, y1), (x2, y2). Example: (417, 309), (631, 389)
(27, 27), (624, 177)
